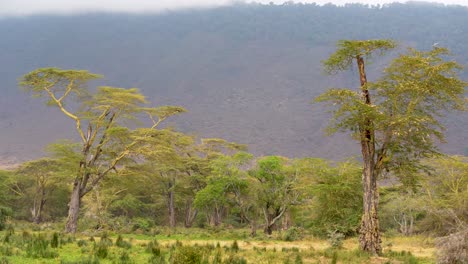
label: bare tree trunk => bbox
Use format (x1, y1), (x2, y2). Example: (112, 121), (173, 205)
(184, 200), (197, 228)
(356, 55), (382, 255)
(250, 219), (257, 237)
(168, 185), (176, 228)
(65, 181), (81, 233)
(282, 210), (292, 230)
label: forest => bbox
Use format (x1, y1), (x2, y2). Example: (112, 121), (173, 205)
(0, 2), (467, 264)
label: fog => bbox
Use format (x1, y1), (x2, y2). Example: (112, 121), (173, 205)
(1, 0), (467, 16)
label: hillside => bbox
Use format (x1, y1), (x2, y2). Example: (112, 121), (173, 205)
(1, 2), (467, 163)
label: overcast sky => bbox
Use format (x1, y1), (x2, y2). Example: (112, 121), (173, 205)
(1, 0), (467, 16)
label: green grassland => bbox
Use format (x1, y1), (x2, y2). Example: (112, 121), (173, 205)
(0, 225), (435, 264)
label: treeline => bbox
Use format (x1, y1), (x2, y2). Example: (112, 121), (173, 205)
(0, 120), (465, 238)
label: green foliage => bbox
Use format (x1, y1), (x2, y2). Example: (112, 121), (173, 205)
(0, 207), (12, 231)
(420, 156), (468, 235)
(24, 234), (58, 259)
(50, 232), (59, 248)
(224, 254), (248, 264)
(171, 245), (202, 264)
(323, 39), (396, 73)
(116, 235), (132, 249)
(283, 227), (302, 242)
(308, 161), (362, 237)
(231, 240), (239, 252)
(327, 231), (345, 249)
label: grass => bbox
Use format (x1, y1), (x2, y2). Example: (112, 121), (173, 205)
(0, 226), (436, 264)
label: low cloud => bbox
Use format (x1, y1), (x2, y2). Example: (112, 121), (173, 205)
(0, 0), (466, 16)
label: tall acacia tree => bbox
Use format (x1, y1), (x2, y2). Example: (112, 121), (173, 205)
(20, 68), (185, 233)
(316, 40), (466, 254)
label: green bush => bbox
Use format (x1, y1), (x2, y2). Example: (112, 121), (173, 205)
(51, 232), (59, 248)
(0, 206), (12, 231)
(171, 246), (202, 264)
(118, 251), (134, 264)
(146, 240), (161, 256)
(231, 240), (239, 252)
(283, 227), (302, 242)
(116, 235), (132, 249)
(25, 235), (58, 259)
(223, 255), (247, 264)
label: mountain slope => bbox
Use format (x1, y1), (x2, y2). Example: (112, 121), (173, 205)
(1, 3), (467, 163)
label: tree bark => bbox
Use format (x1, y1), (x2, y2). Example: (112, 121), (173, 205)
(65, 181), (82, 233)
(356, 55), (382, 255)
(184, 200), (197, 228)
(168, 182), (176, 228)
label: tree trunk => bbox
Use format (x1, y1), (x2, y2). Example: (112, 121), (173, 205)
(359, 167), (381, 254)
(356, 55), (382, 255)
(32, 196), (46, 224)
(264, 223), (273, 235)
(250, 219), (257, 237)
(65, 181), (81, 233)
(184, 200), (197, 228)
(168, 186), (176, 228)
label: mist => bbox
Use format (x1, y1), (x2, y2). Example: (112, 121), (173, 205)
(1, 0), (467, 16)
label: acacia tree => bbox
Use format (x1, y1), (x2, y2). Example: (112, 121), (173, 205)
(249, 156), (300, 235)
(316, 40), (466, 254)
(16, 158), (67, 224)
(20, 68), (185, 233)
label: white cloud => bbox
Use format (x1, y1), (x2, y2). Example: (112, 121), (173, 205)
(0, 0), (466, 16)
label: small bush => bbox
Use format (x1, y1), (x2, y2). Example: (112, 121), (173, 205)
(283, 227), (302, 242)
(146, 240), (161, 256)
(51, 232), (59, 248)
(294, 255), (303, 264)
(148, 255), (166, 264)
(171, 245), (202, 264)
(327, 231), (344, 249)
(94, 240), (109, 259)
(0, 206), (12, 231)
(231, 240), (239, 252)
(77, 239), (88, 247)
(223, 255), (247, 264)
(116, 235), (132, 249)
(99, 232), (113, 246)
(25, 235), (58, 259)
(118, 251), (134, 264)
(435, 229), (467, 264)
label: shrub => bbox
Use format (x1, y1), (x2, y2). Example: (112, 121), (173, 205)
(231, 240), (239, 252)
(283, 227), (302, 242)
(25, 235), (58, 259)
(327, 231), (344, 249)
(118, 251), (134, 264)
(294, 255), (303, 264)
(0, 206), (12, 231)
(51, 232), (59, 248)
(171, 246), (202, 264)
(435, 229), (468, 264)
(223, 255), (247, 264)
(77, 239), (88, 247)
(116, 235), (132, 249)
(146, 240), (161, 256)
(99, 232), (113, 246)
